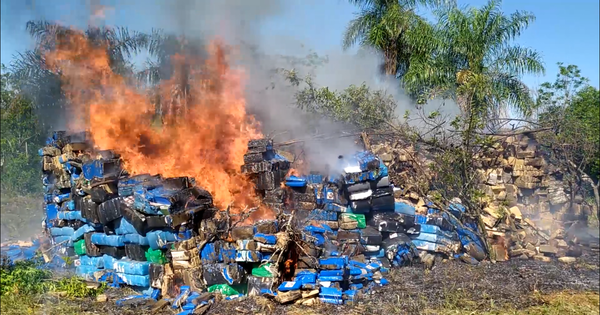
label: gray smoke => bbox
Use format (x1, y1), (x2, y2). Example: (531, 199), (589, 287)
(99, 0), (459, 168)
(108, 0), (366, 170)
(3, 0), (460, 169)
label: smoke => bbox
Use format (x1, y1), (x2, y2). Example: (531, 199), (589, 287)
(5, 0), (460, 169)
(112, 0), (369, 170)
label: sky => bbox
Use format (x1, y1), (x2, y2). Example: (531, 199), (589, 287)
(1, 0), (599, 91)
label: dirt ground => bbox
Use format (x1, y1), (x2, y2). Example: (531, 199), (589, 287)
(23, 250), (598, 315)
(205, 251), (600, 315)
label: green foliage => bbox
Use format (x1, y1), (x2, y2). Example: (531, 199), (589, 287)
(569, 86), (600, 178)
(0, 260), (53, 296)
(285, 71), (396, 129)
(536, 62), (589, 110)
(55, 277), (106, 298)
(344, 0), (442, 76)
(567, 86), (600, 180)
(1, 64), (46, 195)
(402, 0), (544, 120)
(537, 63), (600, 182)
(0, 257), (105, 299)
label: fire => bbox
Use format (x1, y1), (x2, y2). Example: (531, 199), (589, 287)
(43, 30), (273, 219)
(286, 168), (300, 177)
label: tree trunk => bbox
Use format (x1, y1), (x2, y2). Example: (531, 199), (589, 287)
(361, 132), (371, 151)
(592, 182), (600, 220)
(383, 49), (398, 76)
(384, 60), (397, 76)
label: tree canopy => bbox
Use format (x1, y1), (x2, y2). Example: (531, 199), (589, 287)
(1, 64), (47, 195)
(537, 63), (600, 184)
(401, 0), (545, 122)
(284, 70), (397, 130)
(343, 0), (443, 76)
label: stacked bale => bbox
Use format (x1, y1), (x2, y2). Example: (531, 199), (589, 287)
(39, 131), (217, 293)
(241, 139), (290, 210)
(41, 131), (95, 265)
(0, 240), (43, 265)
(274, 152), (423, 269)
(234, 151), (422, 305)
(478, 134), (592, 262)
(38, 131), (488, 309)
(372, 136), (596, 264)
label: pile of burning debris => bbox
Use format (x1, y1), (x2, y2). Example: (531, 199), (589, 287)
(3, 131), (493, 312)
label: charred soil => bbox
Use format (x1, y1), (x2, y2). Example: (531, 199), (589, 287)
(5, 251), (597, 315)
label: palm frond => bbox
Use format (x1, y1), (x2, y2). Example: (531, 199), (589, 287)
(491, 45), (545, 76)
(136, 59), (162, 87)
(25, 20), (73, 50)
(493, 10), (535, 44)
(488, 71), (534, 116)
(342, 9), (380, 50)
(407, 0), (543, 119)
(9, 49), (64, 108)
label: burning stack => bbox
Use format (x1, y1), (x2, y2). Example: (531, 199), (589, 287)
(260, 151), (487, 273)
(40, 131), (94, 266)
(36, 130), (488, 309)
(241, 139), (290, 210)
(40, 131), (218, 292)
(273, 151), (425, 271)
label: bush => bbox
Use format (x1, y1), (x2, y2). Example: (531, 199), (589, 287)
(55, 277), (106, 298)
(0, 260), (52, 296)
(0, 258), (105, 298)
(1, 65), (47, 196)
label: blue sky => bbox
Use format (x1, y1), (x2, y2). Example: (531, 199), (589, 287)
(2, 0), (599, 89)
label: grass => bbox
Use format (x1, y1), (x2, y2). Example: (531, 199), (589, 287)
(0, 293), (95, 315)
(522, 292), (599, 315)
(425, 290), (599, 315)
(1, 275), (598, 315)
(1, 258), (597, 314)
(575, 260), (600, 271)
(283, 291), (600, 315)
(0, 259), (106, 315)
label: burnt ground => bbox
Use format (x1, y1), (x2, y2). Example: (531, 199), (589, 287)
(24, 251), (599, 315)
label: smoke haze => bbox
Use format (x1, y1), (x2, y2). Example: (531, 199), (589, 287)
(1, 0), (460, 170)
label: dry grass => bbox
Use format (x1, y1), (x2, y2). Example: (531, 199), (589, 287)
(1, 282), (598, 315)
(424, 290), (599, 315)
(279, 291), (600, 315)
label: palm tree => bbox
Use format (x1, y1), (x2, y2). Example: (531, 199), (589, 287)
(26, 20), (150, 76)
(10, 21), (152, 109)
(343, 0), (447, 76)
(403, 0), (545, 121)
(136, 30), (207, 122)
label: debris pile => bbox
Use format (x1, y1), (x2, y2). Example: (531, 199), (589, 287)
(23, 130), (490, 311)
(370, 136), (599, 264)
(477, 134), (596, 261)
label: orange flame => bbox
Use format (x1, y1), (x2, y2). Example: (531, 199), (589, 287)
(43, 31), (273, 219)
(286, 168), (300, 177)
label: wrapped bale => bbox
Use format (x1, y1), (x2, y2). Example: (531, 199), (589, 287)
(36, 134), (492, 306)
